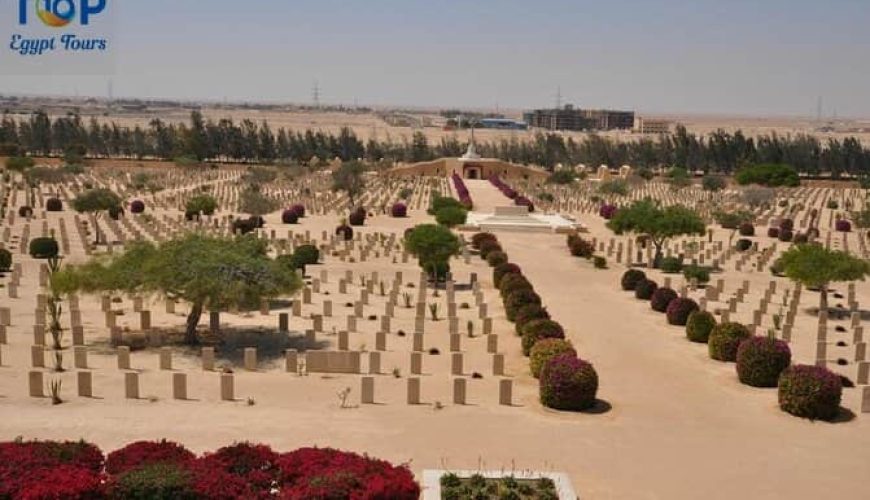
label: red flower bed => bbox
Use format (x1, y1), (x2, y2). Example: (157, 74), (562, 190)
(451, 173), (474, 209)
(0, 440), (420, 499)
(489, 175), (535, 212)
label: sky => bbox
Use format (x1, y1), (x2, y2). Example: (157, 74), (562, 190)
(1, 0), (869, 117)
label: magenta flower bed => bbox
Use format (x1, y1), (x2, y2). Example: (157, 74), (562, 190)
(489, 175), (534, 212)
(451, 173), (474, 209)
(599, 204), (618, 220)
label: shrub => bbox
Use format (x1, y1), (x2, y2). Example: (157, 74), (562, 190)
(593, 256), (607, 269)
(13, 464), (104, 500)
(702, 174), (727, 191)
(620, 269), (646, 291)
(504, 289), (542, 322)
(0, 248), (11, 271)
(499, 273), (533, 298)
(779, 218), (794, 231)
(45, 198), (63, 212)
(650, 287), (678, 313)
(29, 237), (59, 259)
(793, 233), (808, 244)
(281, 209), (299, 224)
(232, 217), (262, 235)
(277, 447), (420, 500)
(130, 200), (145, 214)
(598, 204), (617, 220)
(185, 194), (217, 217)
(493, 263), (521, 288)
(513, 303), (550, 335)
(486, 250), (508, 267)
(767, 227), (780, 238)
(738, 222), (755, 236)
(19, 206), (33, 217)
(335, 223), (353, 241)
(735, 163), (800, 187)
(108, 205), (125, 220)
(391, 202), (408, 218)
(107, 462), (194, 499)
(659, 256), (683, 273)
(686, 311), (716, 343)
(471, 232), (497, 250)
(348, 208), (366, 226)
(666, 298), (699, 326)
(634, 278), (658, 300)
(568, 236), (594, 258)
(106, 440), (195, 475)
(521, 319), (566, 356)
(478, 239), (503, 260)
(778, 229), (794, 242)
(198, 442), (279, 494)
(777, 365), (842, 421)
(736, 336), (792, 387)
(539, 354), (598, 411)
(530, 339), (577, 378)
(708, 322), (751, 362)
(290, 204), (305, 218)
(736, 239), (752, 252)
(683, 265), (710, 284)
(826, 199), (839, 209)
(835, 219), (851, 232)
(293, 244), (320, 268)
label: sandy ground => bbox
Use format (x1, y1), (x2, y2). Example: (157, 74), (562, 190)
(1, 176), (869, 499)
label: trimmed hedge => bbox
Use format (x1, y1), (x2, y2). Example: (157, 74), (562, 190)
(659, 256), (683, 274)
(539, 354), (599, 411)
(29, 237), (60, 259)
(738, 222), (755, 236)
(530, 339), (576, 378)
(348, 208), (366, 226)
(486, 251), (508, 267)
(130, 200), (146, 214)
(513, 303), (550, 336)
(335, 224), (353, 241)
(521, 319), (566, 356)
(777, 365), (842, 421)
(708, 322), (751, 362)
(736, 336), (791, 387)
(650, 287), (678, 313)
(391, 202), (408, 218)
(471, 232), (497, 250)
(505, 289), (542, 322)
(634, 279), (658, 300)
(45, 198), (63, 212)
(499, 273), (534, 298)
(686, 311), (716, 343)
(666, 298), (699, 326)
(621, 269), (646, 291)
(478, 239), (503, 260)
(281, 209), (299, 224)
(736, 239), (752, 252)
(492, 263), (521, 288)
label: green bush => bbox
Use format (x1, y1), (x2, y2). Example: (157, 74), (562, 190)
(777, 365), (842, 421)
(485, 251), (508, 268)
(293, 244), (320, 267)
(736, 336), (792, 387)
(499, 273), (533, 298)
(708, 322), (751, 362)
(682, 265), (710, 284)
(620, 269), (646, 291)
(530, 339), (576, 378)
(29, 237), (59, 259)
(107, 463), (195, 500)
(0, 248), (11, 271)
(5, 156), (35, 172)
(735, 163), (800, 187)
(185, 195), (218, 217)
(659, 256), (683, 273)
(435, 206), (468, 227)
(428, 196), (465, 215)
(685, 311), (716, 343)
(521, 319), (565, 356)
(634, 279), (658, 300)
(593, 256), (607, 269)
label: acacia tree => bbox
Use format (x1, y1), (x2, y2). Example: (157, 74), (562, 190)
(72, 188), (122, 244)
(54, 233), (302, 344)
(404, 224), (461, 283)
(607, 200), (706, 267)
(779, 244), (870, 311)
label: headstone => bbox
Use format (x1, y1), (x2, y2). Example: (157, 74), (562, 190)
(499, 379), (513, 406)
(361, 376), (375, 404)
(453, 377), (467, 405)
(244, 347), (257, 371)
(220, 373), (234, 401)
(202, 347), (215, 371)
(407, 377), (421, 405)
(77, 371), (92, 398)
(125, 372), (139, 399)
(410, 352), (422, 375)
(173, 373), (187, 400)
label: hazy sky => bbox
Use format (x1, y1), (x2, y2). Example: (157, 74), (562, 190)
(1, 0), (868, 117)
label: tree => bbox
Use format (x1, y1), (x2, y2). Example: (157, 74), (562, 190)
(186, 194), (218, 218)
(607, 200), (706, 267)
(5, 156), (35, 172)
(238, 185), (278, 217)
(779, 244), (870, 311)
(735, 163), (800, 187)
(702, 174), (727, 192)
(404, 224), (461, 282)
(435, 206), (468, 227)
(72, 188), (123, 244)
(332, 161), (366, 206)
(54, 233), (302, 344)
(546, 170), (576, 185)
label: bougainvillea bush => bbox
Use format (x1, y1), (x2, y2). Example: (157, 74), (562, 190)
(492, 262), (521, 288)
(390, 202), (408, 218)
(736, 336), (791, 388)
(0, 441), (420, 500)
(521, 319), (566, 356)
(777, 365), (842, 421)
(598, 204), (617, 220)
(634, 279), (658, 300)
(470, 232), (497, 250)
(650, 287), (678, 313)
(530, 339), (576, 378)
(539, 354), (599, 411)
(666, 298), (699, 326)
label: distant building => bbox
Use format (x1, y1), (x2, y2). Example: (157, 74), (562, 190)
(478, 118), (528, 130)
(523, 105), (635, 131)
(634, 117), (672, 135)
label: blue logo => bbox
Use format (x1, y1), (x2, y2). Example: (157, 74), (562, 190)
(19, 0), (106, 27)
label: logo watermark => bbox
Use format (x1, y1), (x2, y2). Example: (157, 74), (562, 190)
(2, 0), (116, 74)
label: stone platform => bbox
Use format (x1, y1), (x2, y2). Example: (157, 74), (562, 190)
(464, 206), (583, 233)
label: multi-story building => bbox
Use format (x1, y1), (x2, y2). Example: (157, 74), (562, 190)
(634, 117), (672, 134)
(523, 105), (635, 131)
